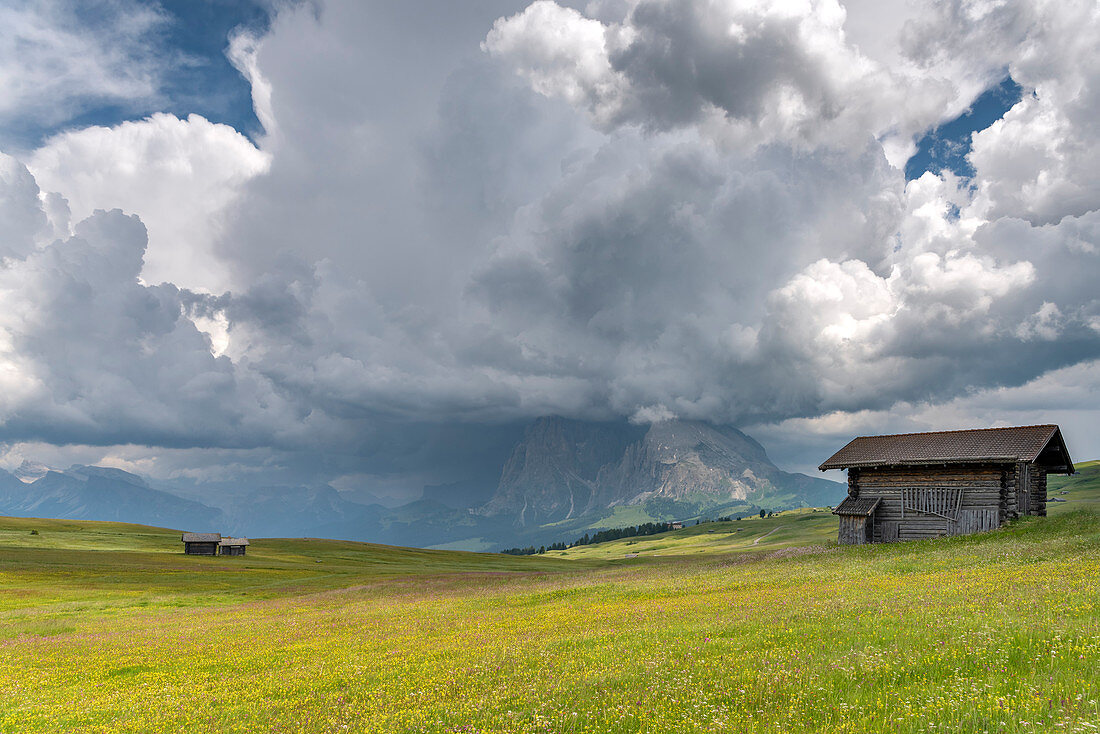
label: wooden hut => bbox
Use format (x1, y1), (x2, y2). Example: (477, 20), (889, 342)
(218, 537), (250, 556)
(819, 425), (1073, 544)
(181, 532), (221, 555)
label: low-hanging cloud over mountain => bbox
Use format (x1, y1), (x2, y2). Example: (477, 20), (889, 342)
(1, 0), (1100, 492)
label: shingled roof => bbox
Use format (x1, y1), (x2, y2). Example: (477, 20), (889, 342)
(181, 532), (221, 543)
(819, 425), (1074, 473)
(833, 496), (881, 517)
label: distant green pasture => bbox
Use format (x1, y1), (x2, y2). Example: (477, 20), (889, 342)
(0, 516), (579, 621)
(1049, 460), (1100, 514)
(550, 507), (838, 560)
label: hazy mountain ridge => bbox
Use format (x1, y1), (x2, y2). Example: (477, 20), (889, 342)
(0, 465), (224, 530)
(420, 479), (496, 510)
(218, 485), (367, 538)
(0, 464), (486, 547)
(0, 466), (373, 539)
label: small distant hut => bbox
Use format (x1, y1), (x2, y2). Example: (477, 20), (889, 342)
(819, 425), (1074, 544)
(218, 537), (250, 556)
(181, 532), (221, 555)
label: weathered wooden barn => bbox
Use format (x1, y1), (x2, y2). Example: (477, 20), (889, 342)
(819, 425), (1074, 544)
(181, 532), (221, 555)
(218, 537), (250, 556)
(182, 533), (251, 555)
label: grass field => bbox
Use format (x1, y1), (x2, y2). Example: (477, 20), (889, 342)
(2, 471), (1100, 733)
(0, 516), (580, 621)
(548, 508), (838, 560)
(1049, 460), (1100, 513)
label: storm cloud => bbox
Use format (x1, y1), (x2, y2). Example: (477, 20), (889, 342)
(2, 0), (1100, 491)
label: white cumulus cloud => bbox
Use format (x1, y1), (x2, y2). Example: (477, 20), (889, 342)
(28, 113), (270, 293)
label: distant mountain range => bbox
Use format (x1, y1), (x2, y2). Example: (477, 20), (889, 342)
(0, 464), (222, 530)
(0, 418), (843, 548)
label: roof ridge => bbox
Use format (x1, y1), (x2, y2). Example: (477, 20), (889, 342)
(819, 424), (1071, 472)
(850, 424), (1057, 441)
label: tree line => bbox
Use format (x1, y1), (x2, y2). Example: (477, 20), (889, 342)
(500, 509), (776, 555)
(502, 520), (687, 556)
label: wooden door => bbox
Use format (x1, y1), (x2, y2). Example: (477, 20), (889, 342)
(1017, 463), (1031, 516)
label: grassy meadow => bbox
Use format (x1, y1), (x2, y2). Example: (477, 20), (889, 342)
(2, 468), (1100, 733)
(547, 507), (839, 560)
(1049, 460), (1100, 513)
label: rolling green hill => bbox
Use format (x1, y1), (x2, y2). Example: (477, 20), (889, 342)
(0, 516), (582, 622)
(2, 476), (1100, 733)
(1048, 460), (1100, 513)
(547, 507), (838, 560)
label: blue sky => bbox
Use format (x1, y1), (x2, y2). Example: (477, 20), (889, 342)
(134, 0), (269, 138)
(5, 0), (270, 150)
(905, 76), (1024, 181)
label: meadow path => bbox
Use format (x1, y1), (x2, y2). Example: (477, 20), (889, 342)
(753, 525), (788, 545)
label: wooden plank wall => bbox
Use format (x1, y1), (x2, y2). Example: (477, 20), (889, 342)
(855, 464), (1007, 542)
(838, 515), (867, 545)
(1017, 462), (1032, 516)
(1029, 464), (1047, 517)
(954, 509), (1000, 534)
(1003, 465), (1018, 520)
(879, 522), (899, 543)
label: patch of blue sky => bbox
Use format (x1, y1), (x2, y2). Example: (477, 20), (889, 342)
(904, 76), (1024, 182)
(153, 0), (271, 139)
(18, 0), (271, 150)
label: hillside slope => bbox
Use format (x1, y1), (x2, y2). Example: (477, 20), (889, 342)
(2, 510), (1099, 732)
(0, 514), (580, 615)
(1049, 459), (1100, 513)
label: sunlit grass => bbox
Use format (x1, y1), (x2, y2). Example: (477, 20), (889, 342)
(1, 504), (1099, 732)
(1049, 461), (1100, 514)
(549, 507), (837, 560)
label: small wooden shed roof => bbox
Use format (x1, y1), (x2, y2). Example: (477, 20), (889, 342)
(181, 532), (221, 543)
(832, 496), (881, 517)
(219, 537), (250, 546)
(819, 424), (1073, 474)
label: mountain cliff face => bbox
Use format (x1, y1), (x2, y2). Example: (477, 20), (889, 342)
(480, 417), (842, 526)
(479, 417), (645, 525)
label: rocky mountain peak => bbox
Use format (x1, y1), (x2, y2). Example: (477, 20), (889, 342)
(480, 417), (841, 526)
(14, 460), (50, 484)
